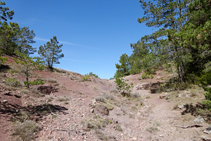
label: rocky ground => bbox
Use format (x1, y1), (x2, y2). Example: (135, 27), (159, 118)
(1, 58), (211, 141)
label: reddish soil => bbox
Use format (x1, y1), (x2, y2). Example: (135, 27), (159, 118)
(1, 62), (211, 141)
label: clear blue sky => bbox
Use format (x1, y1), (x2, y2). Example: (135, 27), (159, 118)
(6, 0), (153, 79)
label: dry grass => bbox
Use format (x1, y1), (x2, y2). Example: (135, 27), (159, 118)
(95, 96), (106, 103)
(13, 120), (41, 141)
(114, 124), (123, 132)
(57, 96), (69, 102)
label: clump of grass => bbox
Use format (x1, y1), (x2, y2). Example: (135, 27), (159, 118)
(57, 96), (69, 102)
(146, 96), (150, 99)
(104, 94), (115, 100)
(64, 101), (69, 105)
(114, 124), (123, 132)
(131, 93), (141, 99)
(81, 74), (91, 81)
(121, 107), (127, 114)
(12, 111), (29, 122)
(102, 118), (112, 127)
(146, 127), (158, 134)
(95, 96), (106, 103)
(4, 77), (21, 87)
(52, 114), (57, 119)
(110, 89), (118, 93)
(13, 120), (41, 141)
(131, 106), (138, 111)
(82, 119), (101, 131)
(46, 97), (54, 102)
(95, 129), (110, 140)
(47, 78), (57, 83)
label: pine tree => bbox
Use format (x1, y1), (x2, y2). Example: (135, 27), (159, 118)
(0, 1), (14, 23)
(15, 27), (36, 55)
(132, 0), (192, 82)
(0, 22), (19, 55)
(38, 36), (64, 69)
(115, 53), (130, 77)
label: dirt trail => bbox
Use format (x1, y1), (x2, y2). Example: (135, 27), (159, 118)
(1, 67), (211, 140)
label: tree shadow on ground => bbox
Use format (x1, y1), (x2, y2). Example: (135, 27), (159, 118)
(25, 104), (68, 117)
(181, 103), (211, 123)
(37, 86), (59, 94)
(0, 64), (10, 72)
(1, 103), (68, 122)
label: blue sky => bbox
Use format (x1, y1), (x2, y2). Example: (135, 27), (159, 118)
(5, 0), (153, 79)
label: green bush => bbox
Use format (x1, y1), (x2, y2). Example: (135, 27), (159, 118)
(88, 72), (99, 78)
(115, 77), (134, 94)
(37, 64), (45, 70)
(142, 72), (150, 79)
(4, 77), (21, 87)
(24, 80), (44, 87)
(82, 74), (91, 81)
(199, 71), (211, 110)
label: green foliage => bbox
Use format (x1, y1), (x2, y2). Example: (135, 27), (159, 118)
(82, 74), (91, 81)
(0, 1), (14, 23)
(88, 72), (99, 78)
(24, 80), (44, 87)
(4, 77), (20, 87)
(142, 72), (149, 79)
(15, 27), (36, 55)
(199, 71), (211, 110)
(141, 72), (153, 79)
(15, 51), (45, 88)
(115, 77), (134, 94)
(0, 22), (19, 55)
(38, 36), (64, 69)
(202, 88), (211, 110)
(0, 56), (7, 65)
(115, 53), (130, 77)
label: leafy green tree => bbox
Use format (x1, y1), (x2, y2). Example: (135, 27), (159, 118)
(38, 36), (64, 69)
(15, 27), (36, 55)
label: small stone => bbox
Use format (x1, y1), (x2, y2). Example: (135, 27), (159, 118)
(90, 109), (94, 113)
(177, 94), (181, 98)
(3, 100), (7, 103)
(194, 116), (205, 124)
(157, 76), (161, 80)
(201, 135), (211, 141)
(178, 105), (184, 109)
(137, 76), (142, 80)
(186, 95), (190, 97)
(133, 137), (137, 140)
(204, 127), (211, 134)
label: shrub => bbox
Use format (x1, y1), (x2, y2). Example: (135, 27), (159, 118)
(82, 74), (91, 81)
(115, 77), (134, 94)
(13, 120), (41, 141)
(57, 96), (69, 102)
(4, 77), (21, 87)
(95, 96), (106, 103)
(142, 72), (150, 79)
(24, 80), (44, 88)
(88, 72), (99, 78)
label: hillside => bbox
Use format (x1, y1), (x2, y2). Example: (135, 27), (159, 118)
(1, 57), (211, 141)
